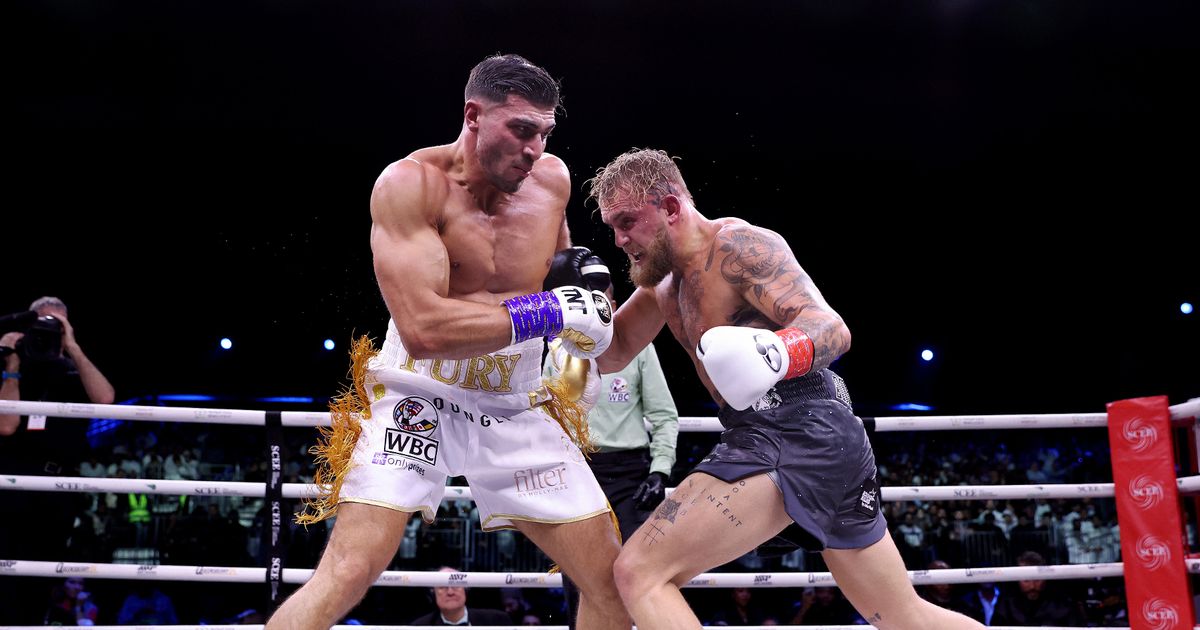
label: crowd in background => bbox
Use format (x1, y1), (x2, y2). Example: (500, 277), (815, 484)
(4, 413), (1177, 626)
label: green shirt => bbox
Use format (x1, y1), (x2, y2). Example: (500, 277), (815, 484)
(543, 342), (679, 476)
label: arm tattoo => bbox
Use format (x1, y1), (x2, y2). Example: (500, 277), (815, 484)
(717, 227), (849, 369)
(717, 228), (806, 323)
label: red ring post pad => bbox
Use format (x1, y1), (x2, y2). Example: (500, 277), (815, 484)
(1106, 395), (1190, 630)
(777, 327), (815, 380)
(504, 292), (564, 344)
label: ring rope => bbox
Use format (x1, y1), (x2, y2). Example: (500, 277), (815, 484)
(0, 626), (1142, 630)
(9, 474), (1200, 501)
(3, 398), (1197, 430)
(25, 474), (1200, 501)
(0, 560), (1132, 586)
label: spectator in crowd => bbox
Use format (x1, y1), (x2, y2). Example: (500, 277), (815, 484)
(43, 577), (99, 626)
(117, 585), (179, 625)
(958, 582), (1004, 626)
(409, 567), (512, 626)
(918, 560), (973, 617)
(1, 297), (115, 623)
(992, 550), (1086, 626)
(707, 588), (770, 626)
(790, 587), (857, 625)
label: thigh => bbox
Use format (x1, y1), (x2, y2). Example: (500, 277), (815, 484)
(319, 501), (412, 573)
(620, 472), (793, 584)
(821, 533), (924, 627)
(515, 512), (621, 591)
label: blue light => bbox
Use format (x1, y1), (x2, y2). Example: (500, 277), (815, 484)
(220, 338), (233, 350)
(324, 339), (336, 351)
(921, 349), (934, 362)
(159, 394), (218, 402)
(892, 402), (934, 411)
(258, 396), (315, 404)
(1183, 302), (1194, 315)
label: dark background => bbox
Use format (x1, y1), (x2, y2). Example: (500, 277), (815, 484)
(5, 0), (1198, 418)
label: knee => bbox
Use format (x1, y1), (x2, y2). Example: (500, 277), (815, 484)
(569, 548), (623, 608)
(612, 546), (654, 603)
(319, 553), (380, 593)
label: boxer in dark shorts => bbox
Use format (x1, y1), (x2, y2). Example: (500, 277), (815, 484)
(590, 148), (985, 630)
(696, 369), (885, 552)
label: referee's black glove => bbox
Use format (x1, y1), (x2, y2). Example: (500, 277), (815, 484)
(632, 472), (668, 511)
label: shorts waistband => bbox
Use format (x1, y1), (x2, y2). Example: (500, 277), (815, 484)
(588, 447), (650, 465)
(375, 319), (545, 396)
(718, 369), (853, 425)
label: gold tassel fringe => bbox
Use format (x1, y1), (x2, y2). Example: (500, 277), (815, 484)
(296, 335), (379, 526)
(540, 376), (598, 457)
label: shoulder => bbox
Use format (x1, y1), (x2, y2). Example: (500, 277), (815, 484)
(409, 612), (437, 625)
(529, 153), (571, 200)
(712, 218), (785, 246)
(371, 156), (451, 219)
(708, 219), (797, 278)
(373, 156), (451, 200)
(469, 607), (512, 623)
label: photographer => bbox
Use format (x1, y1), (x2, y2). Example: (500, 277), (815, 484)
(0, 296), (115, 625)
(2, 296), (115, 436)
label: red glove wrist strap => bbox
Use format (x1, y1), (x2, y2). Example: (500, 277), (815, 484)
(777, 328), (815, 380)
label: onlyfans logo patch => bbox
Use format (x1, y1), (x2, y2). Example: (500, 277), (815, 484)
(1135, 535), (1171, 571)
(1129, 475), (1164, 510)
(1122, 417), (1158, 452)
(1141, 598), (1179, 630)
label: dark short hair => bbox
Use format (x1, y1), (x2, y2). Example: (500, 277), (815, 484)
(1016, 550), (1045, 566)
(465, 54), (560, 110)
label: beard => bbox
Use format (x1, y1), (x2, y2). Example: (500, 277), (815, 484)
(629, 227), (674, 288)
(479, 139), (527, 194)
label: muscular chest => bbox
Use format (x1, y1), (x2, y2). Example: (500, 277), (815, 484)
(659, 270), (753, 351)
(440, 191), (557, 294)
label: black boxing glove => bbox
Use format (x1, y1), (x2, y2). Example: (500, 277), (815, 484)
(632, 472), (668, 511)
(544, 246), (611, 293)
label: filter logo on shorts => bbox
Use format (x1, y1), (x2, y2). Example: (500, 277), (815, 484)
(513, 465), (569, 496)
(386, 396), (440, 466)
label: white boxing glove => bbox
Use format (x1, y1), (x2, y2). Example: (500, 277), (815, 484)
(504, 286), (614, 359)
(552, 286), (614, 359)
(697, 325), (815, 411)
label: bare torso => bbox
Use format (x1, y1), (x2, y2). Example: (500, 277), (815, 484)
(405, 145), (567, 302)
(652, 218), (779, 404)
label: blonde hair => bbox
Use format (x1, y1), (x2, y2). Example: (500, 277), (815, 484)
(586, 148), (692, 210)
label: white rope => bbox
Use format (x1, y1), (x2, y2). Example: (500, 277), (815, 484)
(3, 399), (1196, 430)
(1171, 397), (1200, 422)
(0, 626), (1133, 630)
(878, 482), (1115, 500)
(0, 475), (1128, 502)
(0, 560), (1126, 586)
(0, 400), (327, 427)
(1177, 475), (1200, 494)
(869, 413), (1108, 431)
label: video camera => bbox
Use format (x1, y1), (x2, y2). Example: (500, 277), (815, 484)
(0, 310), (65, 364)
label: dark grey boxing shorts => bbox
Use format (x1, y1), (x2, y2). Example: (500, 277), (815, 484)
(694, 369), (886, 552)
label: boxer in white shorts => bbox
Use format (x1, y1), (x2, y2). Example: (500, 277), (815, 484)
(267, 54), (631, 630)
(340, 324), (610, 530)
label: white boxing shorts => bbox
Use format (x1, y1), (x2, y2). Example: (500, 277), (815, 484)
(337, 320), (611, 530)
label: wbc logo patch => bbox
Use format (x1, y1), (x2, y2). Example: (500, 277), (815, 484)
(394, 397), (437, 435)
(386, 396), (440, 465)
